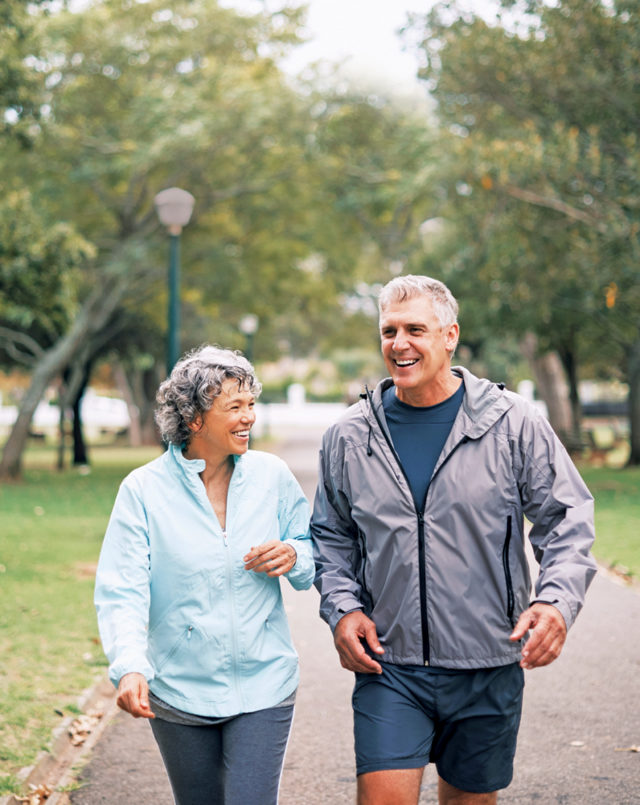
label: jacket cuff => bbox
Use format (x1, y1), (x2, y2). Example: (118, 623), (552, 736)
(109, 655), (155, 688)
(529, 597), (571, 630)
(283, 539), (315, 590)
(328, 603), (364, 633)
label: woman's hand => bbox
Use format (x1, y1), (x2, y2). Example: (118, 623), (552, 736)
(243, 540), (297, 577)
(116, 672), (155, 719)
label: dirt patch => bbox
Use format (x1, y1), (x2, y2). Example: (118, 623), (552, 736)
(72, 563), (98, 580)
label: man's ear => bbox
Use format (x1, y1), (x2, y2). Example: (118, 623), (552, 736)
(445, 322), (460, 353)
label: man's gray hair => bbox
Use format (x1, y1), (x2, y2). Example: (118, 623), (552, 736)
(378, 275), (459, 328)
(155, 345), (261, 446)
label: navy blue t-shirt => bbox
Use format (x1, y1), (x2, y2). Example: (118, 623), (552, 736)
(382, 382), (464, 511)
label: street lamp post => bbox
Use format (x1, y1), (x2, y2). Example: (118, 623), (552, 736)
(154, 187), (195, 375)
(239, 313), (259, 364)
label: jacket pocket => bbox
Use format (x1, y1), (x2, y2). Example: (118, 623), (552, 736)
(502, 516), (516, 628)
(357, 528), (373, 614)
(153, 625), (193, 674)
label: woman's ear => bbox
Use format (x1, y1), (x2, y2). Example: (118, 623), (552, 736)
(187, 415), (203, 433)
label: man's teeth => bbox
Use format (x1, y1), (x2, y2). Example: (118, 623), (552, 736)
(235, 430), (250, 436)
(395, 359), (418, 366)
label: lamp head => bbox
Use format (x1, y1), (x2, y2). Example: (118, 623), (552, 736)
(154, 187), (195, 235)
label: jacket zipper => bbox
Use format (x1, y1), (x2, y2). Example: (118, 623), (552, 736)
(366, 389), (472, 667)
(366, 390), (432, 666)
(222, 528), (243, 707)
(502, 516), (515, 627)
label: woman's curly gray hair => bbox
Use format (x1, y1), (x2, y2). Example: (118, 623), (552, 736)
(155, 345), (262, 446)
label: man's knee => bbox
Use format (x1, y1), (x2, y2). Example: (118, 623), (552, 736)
(358, 768), (424, 805)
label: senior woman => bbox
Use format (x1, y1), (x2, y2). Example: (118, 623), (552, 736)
(94, 345), (314, 805)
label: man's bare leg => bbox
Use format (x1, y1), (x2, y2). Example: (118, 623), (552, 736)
(358, 768), (424, 805)
(438, 776), (498, 805)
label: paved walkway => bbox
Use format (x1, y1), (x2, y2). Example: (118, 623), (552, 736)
(69, 429), (640, 804)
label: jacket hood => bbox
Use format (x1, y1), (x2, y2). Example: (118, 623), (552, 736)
(364, 366), (514, 442)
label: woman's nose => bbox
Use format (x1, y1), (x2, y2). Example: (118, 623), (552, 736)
(242, 407), (256, 422)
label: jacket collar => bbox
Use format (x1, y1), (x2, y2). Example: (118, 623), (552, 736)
(366, 366), (513, 442)
(168, 443), (245, 481)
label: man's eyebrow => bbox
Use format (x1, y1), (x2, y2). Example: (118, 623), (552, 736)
(381, 321), (426, 329)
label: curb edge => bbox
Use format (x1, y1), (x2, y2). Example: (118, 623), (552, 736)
(1, 674), (117, 805)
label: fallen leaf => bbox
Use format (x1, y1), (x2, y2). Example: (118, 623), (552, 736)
(68, 709), (104, 746)
(15, 783), (53, 804)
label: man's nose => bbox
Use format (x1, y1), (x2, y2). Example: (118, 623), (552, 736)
(392, 330), (409, 350)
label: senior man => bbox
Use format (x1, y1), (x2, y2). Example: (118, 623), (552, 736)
(312, 275), (596, 805)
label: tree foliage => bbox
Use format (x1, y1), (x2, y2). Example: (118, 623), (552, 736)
(410, 0), (640, 460)
(0, 0), (440, 476)
(0, 0), (54, 144)
(0, 189), (94, 363)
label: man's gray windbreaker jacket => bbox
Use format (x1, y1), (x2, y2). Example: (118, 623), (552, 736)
(311, 368), (597, 669)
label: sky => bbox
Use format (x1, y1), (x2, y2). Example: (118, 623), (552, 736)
(66, 0), (502, 94)
(222, 0), (502, 94)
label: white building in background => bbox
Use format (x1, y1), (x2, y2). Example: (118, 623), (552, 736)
(0, 389), (130, 439)
(0, 386), (346, 441)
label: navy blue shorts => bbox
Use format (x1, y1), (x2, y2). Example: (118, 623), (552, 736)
(353, 661), (524, 794)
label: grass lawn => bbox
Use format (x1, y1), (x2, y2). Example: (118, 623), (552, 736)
(0, 446), (637, 794)
(0, 445), (161, 794)
(578, 463), (640, 582)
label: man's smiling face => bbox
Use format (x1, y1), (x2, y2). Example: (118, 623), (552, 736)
(379, 295), (459, 406)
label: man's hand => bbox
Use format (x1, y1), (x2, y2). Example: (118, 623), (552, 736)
(116, 672), (155, 719)
(333, 611), (385, 674)
(243, 540), (297, 577)
(509, 603), (567, 669)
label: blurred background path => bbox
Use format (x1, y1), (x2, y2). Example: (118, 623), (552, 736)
(68, 427), (640, 805)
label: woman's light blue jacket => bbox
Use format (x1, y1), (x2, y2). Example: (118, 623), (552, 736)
(94, 444), (314, 717)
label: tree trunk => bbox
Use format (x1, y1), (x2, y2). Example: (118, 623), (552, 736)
(1, 355), (68, 479)
(113, 363), (142, 446)
(0, 275), (128, 479)
(138, 366), (163, 445)
(57, 389), (67, 472)
(117, 362), (163, 446)
(72, 367), (90, 466)
(521, 333), (574, 449)
(627, 336), (640, 466)
(557, 343), (583, 451)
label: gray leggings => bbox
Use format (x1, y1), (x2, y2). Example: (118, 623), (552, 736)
(150, 704), (294, 805)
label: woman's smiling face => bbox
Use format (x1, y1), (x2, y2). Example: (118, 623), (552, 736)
(189, 378), (256, 458)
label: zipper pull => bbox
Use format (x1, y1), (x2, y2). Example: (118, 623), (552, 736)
(222, 530), (228, 547)
(187, 626), (193, 640)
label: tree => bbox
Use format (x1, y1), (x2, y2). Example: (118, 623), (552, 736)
(1, 0), (441, 476)
(410, 0), (640, 460)
(0, 0), (54, 144)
